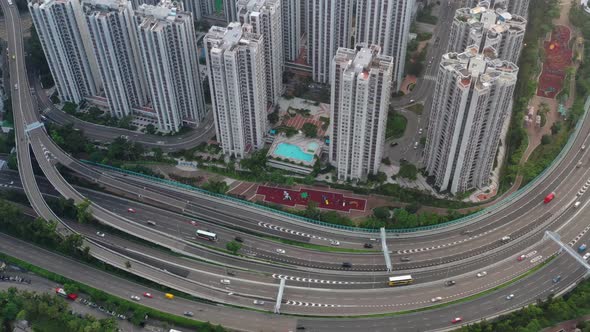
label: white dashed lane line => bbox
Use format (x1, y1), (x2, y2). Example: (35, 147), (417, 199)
(259, 222), (330, 241)
(272, 274), (368, 285)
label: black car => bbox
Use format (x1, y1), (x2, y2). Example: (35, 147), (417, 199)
(445, 280), (456, 286)
(400, 257), (411, 262)
(234, 236), (244, 243)
(363, 243), (374, 249)
(342, 262), (352, 268)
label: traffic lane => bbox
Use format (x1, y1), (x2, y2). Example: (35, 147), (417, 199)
(79, 186), (390, 268)
(0, 233), (296, 331)
(296, 255), (584, 331)
(65, 215), (392, 290)
(274, 241), (559, 315)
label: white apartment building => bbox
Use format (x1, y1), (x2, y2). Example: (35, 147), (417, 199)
(282, 0), (301, 61)
(448, 3), (526, 64)
(135, 2), (207, 132)
(238, 0), (283, 106)
(355, 0), (414, 91)
(424, 46), (518, 194)
(330, 44), (393, 181)
(204, 23), (267, 158)
(29, 0), (101, 103)
(308, 0), (353, 83)
(83, 0), (148, 118)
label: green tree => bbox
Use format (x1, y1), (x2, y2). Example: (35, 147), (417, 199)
(398, 161), (418, 180)
(62, 102), (77, 115)
(301, 123), (318, 138)
(75, 198), (92, 223)
(146, 124), (157, 135)
(226, 241), (242, 254)
(373, 206), (390, 221)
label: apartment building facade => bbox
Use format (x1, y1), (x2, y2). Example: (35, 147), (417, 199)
(83, 0), (148, 118)
(424, 46), (518, 193)
(330, 44), (393, 181)
(238, 0), (283, 106)
(29, 0), (101, 103)
(135, 2), (207, 132)
(204, 23), (267, 158)
(355, 0), (414, 90)
(308, 0), (353, 83)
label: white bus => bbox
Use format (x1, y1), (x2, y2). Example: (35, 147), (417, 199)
(196, 229), (217, 241)
(388, 275), (414, 287)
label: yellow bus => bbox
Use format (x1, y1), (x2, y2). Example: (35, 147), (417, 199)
(388, 275), (414, 286)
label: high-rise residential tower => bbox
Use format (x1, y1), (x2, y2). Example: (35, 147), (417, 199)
(282, 0), (301, 61)
(135, 1), (207, 132)
(424, 46), (518, 194)
(29, 0), (101, 103)
(330, 44), (393, 181)
(205, 23), (267, 158)
(355, 0), (415, 90)
(83, 0), (148, 118)
(308, 0), (353, 83)
(448, 4), (526, 64)
(238, 0), (283, 105)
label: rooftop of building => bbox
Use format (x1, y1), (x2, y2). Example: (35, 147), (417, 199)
(455, 2), (527, 34)
(82, 0), (129, 12)
(136, 0), (192, 30)
(206, 22), (261, 51)
(334, 44), (393, 78)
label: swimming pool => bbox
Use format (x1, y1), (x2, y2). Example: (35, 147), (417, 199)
(274, 143), (314, 163)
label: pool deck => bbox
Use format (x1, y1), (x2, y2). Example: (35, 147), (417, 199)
(267, 134), (322, 167)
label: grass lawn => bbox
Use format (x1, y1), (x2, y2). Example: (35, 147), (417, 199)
(386, 111), (408, 139)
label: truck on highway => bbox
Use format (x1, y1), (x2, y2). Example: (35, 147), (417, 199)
(579, 244), (587, 253)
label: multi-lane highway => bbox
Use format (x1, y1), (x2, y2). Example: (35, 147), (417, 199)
(4, 0), (590, 329)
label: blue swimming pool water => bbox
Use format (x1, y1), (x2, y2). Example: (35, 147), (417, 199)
(274, 143), (314, 162)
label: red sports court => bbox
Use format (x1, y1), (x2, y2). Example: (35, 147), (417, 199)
(256, 185), (367, 213)
(537, 25), (572, 99)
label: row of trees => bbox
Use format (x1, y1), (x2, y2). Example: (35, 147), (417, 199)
(0, 288), (117, 332)
(361, 205), (470, 230)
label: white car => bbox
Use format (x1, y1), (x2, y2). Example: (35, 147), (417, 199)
(476, 271), (487, 278)
(330, 240), (340, 246)
(501, 236), (511, 242)
(276, 248), (286, 254)
(130, 295), (141, 301)
(96, 231), (105, 237)
(431, 296), (442, 303)
(583, 253), (590, 260)
(506, 294), (515, 300)
(220, 279), (231, 285)
(253, 300), (265, 305)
